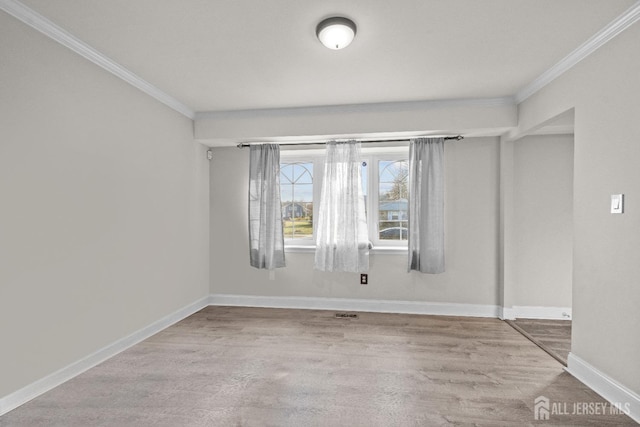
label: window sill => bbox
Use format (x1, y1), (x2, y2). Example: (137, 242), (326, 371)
(370, 246), (408, 255)
(285, 245), (407, 255)
(284, 245), (316, 254)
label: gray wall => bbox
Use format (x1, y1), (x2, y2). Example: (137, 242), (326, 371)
(0, 13), (210, 397)
(5, 0), (635, 407)
(210, 138), (501, 306)
(518, 22), (640, 393)
(512, 134), (574, 308)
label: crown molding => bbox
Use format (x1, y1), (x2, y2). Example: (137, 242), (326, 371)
(516, 1), (640, 103)
(0, 0), (195, 120)
(4, 0), (638, 117)
(194, 96), (516, 120)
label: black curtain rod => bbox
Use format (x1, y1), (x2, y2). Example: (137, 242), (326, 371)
(236, 135), (463, 149)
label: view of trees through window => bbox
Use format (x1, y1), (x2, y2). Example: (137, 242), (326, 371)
(378, 160), (409, 240)
(280, 155), (409, 245)
(280, 162), (313, 239)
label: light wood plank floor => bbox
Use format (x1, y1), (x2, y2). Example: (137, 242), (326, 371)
(509, 319), (572, 366)
(1, 307), (635, 426)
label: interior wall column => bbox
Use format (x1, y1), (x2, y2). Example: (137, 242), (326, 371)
(498, 135), (516, 319)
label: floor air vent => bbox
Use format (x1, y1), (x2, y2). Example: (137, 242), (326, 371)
(335, 313), (358, 319)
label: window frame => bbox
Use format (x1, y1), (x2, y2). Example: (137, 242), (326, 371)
(362, 148), (409, 248)
(279, 150), (325, 248)
(280, 145), (409, 252)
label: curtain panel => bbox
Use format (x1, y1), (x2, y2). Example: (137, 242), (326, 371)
(248, 144), (286, 269)
(314, 141), (369, 272)
(408, 137), (445, 273)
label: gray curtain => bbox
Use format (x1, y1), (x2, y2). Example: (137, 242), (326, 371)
(314, 141), (369, 272)
(248, 144), (285, 269)
(408, 137), (445, 273)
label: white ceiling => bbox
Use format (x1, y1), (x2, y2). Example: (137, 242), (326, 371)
(13, 0), (638, 113)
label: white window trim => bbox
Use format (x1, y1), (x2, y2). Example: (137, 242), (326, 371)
(286, 245), (407, 255)
(280, 145), (409, 252)
(280, 150), (324, 247)
(364, 150), (409, 248)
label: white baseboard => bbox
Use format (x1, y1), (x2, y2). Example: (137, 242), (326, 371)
(209, 294), (500, 318)
(566, 353), (640, 424)
(0, 296), (210, 417)
(501, 305), (572, 320)
(8, 294), (620, 422)
(500, 307), (517, 320)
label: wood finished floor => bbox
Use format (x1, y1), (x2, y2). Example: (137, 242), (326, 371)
(509, 319), (572, 366)
(1, 306), (635, 426)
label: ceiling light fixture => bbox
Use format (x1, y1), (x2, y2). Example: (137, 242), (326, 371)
(316, 17), (357, 50)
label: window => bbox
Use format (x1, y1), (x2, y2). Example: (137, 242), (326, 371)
(280, 146), (408, 249)
(377, 160), (409, 242)
(280, 162), (314, 240)
(279, 152), (324, 246)
(365, 150), (409, 247)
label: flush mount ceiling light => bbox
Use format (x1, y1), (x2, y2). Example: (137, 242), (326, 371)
(316, 17), (357, 50)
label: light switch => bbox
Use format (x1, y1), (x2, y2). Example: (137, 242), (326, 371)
(611, 194), (624, 214)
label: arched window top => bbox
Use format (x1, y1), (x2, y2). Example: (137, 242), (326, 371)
(280, 162), (312, 186)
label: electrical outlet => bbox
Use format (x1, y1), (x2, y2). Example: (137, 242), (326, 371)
(360, 274), (368, 285)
